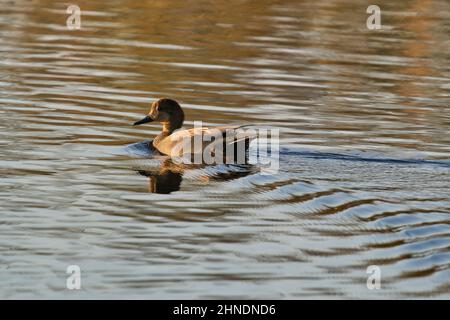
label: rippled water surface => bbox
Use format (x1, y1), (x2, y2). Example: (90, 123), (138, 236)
(1, 0), (450, 298)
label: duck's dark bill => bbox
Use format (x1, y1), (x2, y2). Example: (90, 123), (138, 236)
(134, 116), (153, 126)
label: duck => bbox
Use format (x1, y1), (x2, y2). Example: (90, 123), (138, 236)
(133, 98), (254, 163)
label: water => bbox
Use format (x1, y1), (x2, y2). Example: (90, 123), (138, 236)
(0, 0), (449, 298)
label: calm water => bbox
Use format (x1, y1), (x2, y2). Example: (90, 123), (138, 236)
(1, 0), (449, 299)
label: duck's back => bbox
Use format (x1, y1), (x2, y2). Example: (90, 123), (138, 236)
(154, 125), (254, 158)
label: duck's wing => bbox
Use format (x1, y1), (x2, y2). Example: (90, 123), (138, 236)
(155, 125), (256, 157)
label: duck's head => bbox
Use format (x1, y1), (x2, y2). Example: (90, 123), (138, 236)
(133, 98), (185, 131)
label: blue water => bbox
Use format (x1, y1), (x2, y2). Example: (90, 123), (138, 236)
(1, 0), (449, 299)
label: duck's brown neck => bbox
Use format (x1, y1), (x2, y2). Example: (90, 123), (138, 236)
(154, 118), (183, 145)
(162, 117), (183, 134)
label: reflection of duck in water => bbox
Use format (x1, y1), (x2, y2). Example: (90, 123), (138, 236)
(133, 98), (254, 163)
(136, 158), (255, 194)
(136, 159), (184, 194)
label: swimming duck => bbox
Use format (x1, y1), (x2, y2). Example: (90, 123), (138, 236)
(133, 98), (253, 162)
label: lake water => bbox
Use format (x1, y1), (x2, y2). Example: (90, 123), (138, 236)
(0, 0), (449, 299)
